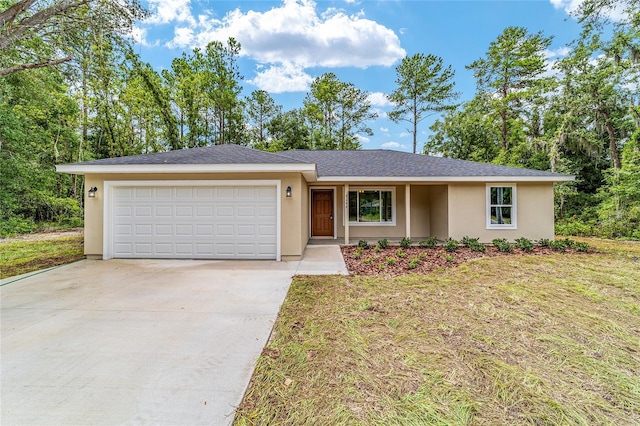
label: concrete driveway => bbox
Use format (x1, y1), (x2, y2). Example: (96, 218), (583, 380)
(1, 259), (300, 425)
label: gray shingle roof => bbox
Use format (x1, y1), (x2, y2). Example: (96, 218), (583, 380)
(70, 144), (308, 165)
(280, 149), (567, 178)
(62, 145), (570, 179)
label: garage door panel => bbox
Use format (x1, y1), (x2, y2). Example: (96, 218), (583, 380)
(112, 184), (277, 259)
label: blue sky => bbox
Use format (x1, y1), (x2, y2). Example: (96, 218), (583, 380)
(131, 0), (589, 152)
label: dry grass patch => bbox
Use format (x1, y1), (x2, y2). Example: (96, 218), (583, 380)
(0, 235), (84, 279)
(235, 240), (640, 425)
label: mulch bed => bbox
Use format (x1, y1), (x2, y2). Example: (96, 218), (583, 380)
(341, 245), (587, 276)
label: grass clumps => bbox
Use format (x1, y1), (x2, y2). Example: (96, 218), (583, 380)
(235, 239), (640, 426)
(0, 235), (84, 279)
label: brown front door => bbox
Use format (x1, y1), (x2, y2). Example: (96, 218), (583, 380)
(312, 189), (334, 237)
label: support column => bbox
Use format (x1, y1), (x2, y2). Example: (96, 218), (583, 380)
(344, 184), (350, 245)
(405, 184), (411, 239)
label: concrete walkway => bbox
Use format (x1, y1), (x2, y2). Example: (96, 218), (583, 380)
(0, 247), (347, 425)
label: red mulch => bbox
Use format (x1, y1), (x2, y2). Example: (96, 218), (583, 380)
(341, 245), (586, 276)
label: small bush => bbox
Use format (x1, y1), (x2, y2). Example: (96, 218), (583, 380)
(573, 241), (590, 252)
(418, 253), (427, 260)
(550, 239), (569, 252)
(492, 238), (514, 253)
(0, 216), (37, 237)
(408, 257), (420, 269)
(378, 263), (386, 270)
(377, 239), (389, 249)
(462, 236), (485, 252)
(363, 257), (372, 265)
(358, 240), (369, 249)
(395, 248), (406, 258)
(375, 245), (382, 253)
(515, 237), (534, 252)
(386, 257), (396, 265)
(419, 237), (438, 249)
(444, 238), (459, 252)
(444, 254), (455, 262)
(537, 238), (552, 247)
(400, 237), (412, 248)
(353, 250), (362, 260)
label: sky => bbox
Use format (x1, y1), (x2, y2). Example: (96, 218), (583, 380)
(130, 0), (592, 152)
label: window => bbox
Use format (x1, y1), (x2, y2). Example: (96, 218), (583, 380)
(348, 188), (395, 225)
(487, 185), (516, 229)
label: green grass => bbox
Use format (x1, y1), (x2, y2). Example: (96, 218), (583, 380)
(235, 238), (640, 425)
(0, 236), (85, 279)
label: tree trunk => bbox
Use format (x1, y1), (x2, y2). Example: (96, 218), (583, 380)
(601, 109), (621, 169)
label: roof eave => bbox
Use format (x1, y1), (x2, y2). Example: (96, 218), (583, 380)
(316, 175), (575, 182)
(56, 163), (318, 178)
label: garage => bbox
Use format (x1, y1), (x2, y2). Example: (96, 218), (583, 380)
(104, 181), (279, 260)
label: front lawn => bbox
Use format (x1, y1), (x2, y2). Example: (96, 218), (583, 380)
(0, 235), (85, 279)
(234, 238), (640, 425)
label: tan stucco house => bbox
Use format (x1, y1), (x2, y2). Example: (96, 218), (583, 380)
(56, 145), (573, 261)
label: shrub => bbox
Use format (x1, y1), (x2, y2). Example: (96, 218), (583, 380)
(378, 263), (386, 270)
(358, 240), (369, 249)
(537, 238), (552, 247)
(515, 237), (534, 252)
(363, 257), (372, 265)
(419, 236), (438, 249)
(462, 236), (485, 253)
(395, 248), (406, 258)
(377, 239), (389, 249)
(555, 218), (593, 236)
(408, 257), (420, 269)
(418, 253), (427, 260)
(375, 245), (382, 253)
(492, 238), (514, 253)
(444, 238), (459, 252)
(400, 237), (412, 248)
(550, 239), (569, 252)
(444, 254), (455, 262)
(0, 216), (37, 237)
(386, 257), (396, 265)
(573, 241), (590, 252)
(353, 250), (362, 260)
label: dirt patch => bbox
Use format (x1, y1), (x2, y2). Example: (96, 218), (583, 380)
(341, 245), (588, 276)
(0, 228), (83, 244)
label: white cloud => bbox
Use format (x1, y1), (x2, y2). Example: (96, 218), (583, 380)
(544, 46), (571, 59)
(399, 132), (410, 138)
(379, 127), (389, 133)
(549, 0), (629, 22)
(382, 141), (408, 150)
(129, 26), (155, 46)
(368, 92), (391, 107)
(357, 134), (370, 144)
(248, 62), (314, 93)
(189, 0), (405, 69)
(168, 27), (195, 48)
(146, 0), (196, 25)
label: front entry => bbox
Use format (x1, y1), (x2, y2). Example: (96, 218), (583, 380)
(311, 189), (334, 237)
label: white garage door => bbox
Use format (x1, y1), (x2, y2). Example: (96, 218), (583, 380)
(110, 185), (278, 259)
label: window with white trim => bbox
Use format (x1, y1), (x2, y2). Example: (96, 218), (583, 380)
(348, 188), (395, 225)
(486, 185), (516, 229)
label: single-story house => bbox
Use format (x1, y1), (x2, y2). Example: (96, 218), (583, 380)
(56, 145), (573, 261)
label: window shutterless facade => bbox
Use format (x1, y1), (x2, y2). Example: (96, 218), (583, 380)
(348, 188), (395, 225)
(486, 184), (516, 229)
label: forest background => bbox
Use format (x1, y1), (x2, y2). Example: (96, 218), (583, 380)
(1, 0), (638, 239)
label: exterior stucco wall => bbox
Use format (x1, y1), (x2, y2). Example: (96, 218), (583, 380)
(82, 172), (305, 260)
(427, 185), (449, 240)
(410, 186), (430, 239)
(447, 182), (555, 243)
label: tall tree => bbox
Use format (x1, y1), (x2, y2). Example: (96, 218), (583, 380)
(246, 89), (281, 147)
(303, 72), (376, 150)
(0, 0), (147, 76)
(467, 27), (553, 152)
(387, 53), (459, 153)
